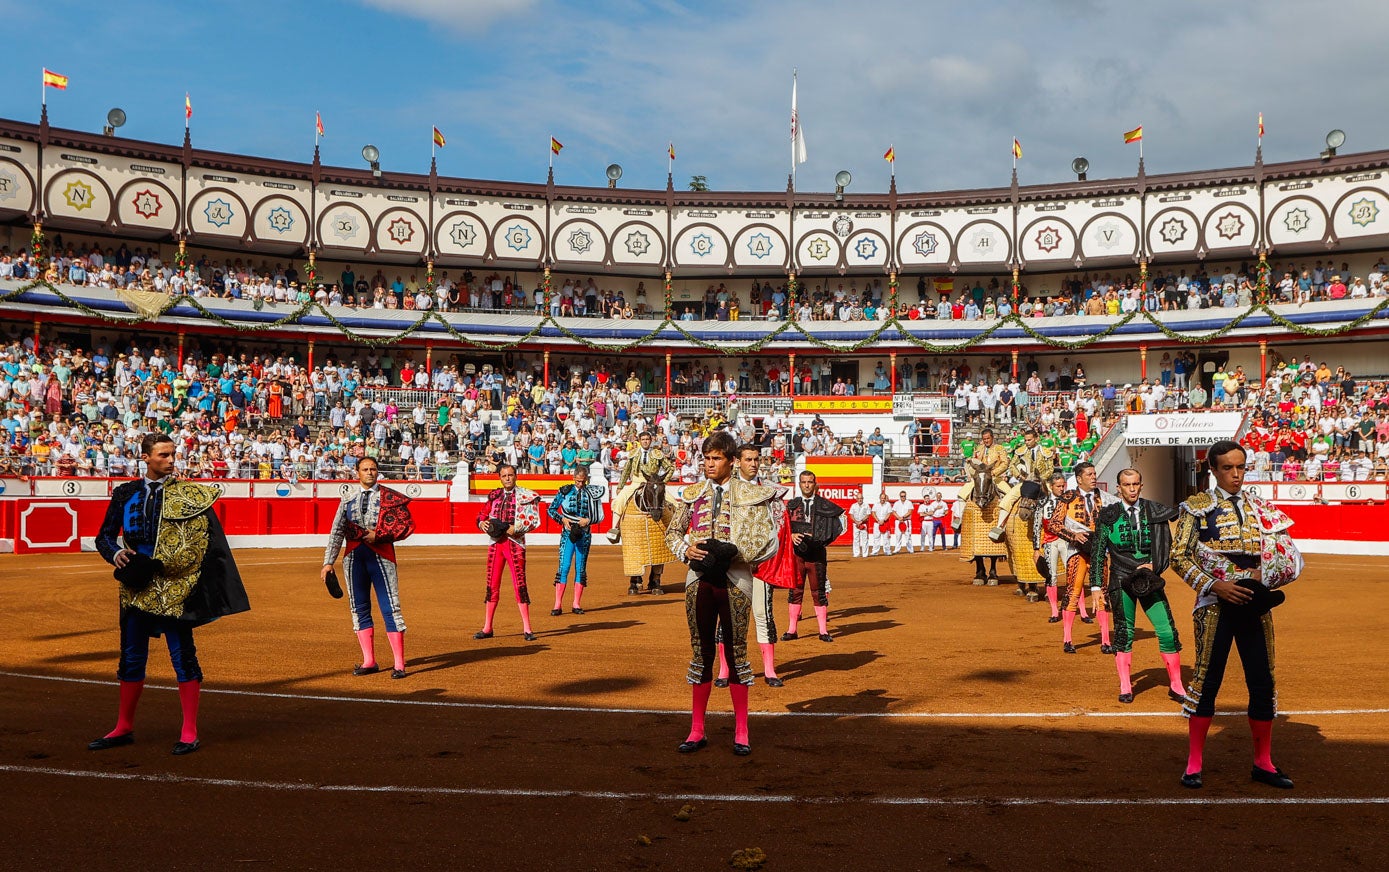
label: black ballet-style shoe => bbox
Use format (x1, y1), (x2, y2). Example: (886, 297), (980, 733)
(571, 607), (585, 615)
(1117, 692), (1134, 704)
(1180, 771), (1203, 789)
(390, 668), (407, 679)
(818, 633), (834, 643)
(549, 609), (562, 616)
(1101, 644), (1116, 655)
(765, 676), (785, 687)
(677, 737), (708, 754)
(473, 630), (493, 640)
(1251, 766), (1294, 789)
(88, 733), (134, 751)
(714, 677), (730, 688)
(780, 631), (798, 641)
(1081, 616), (1095, 624)
(171, 739), (200, 756)
(733, 743), (752, 756)
(1047, 615), (1061, 623)
(352, 664), (380, 676)
(1063, 642), (1077, 654)
(524, 632), (537, 641)
(1168, 689), (1187, 703)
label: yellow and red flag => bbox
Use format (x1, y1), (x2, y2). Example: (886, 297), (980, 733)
(315, 112), (325, 138)
(883, 145), (895, 163)
(1258, 112), (1264, 139)
(1123, 125), (1144, 144)
(1012, 138), (1023, 159)
(669, 142), (676, 161)
(185, 93), (192, 120)
(42, 68), (68, 90)
(433, 126), (446, 148)
(550, 136), (563, 155)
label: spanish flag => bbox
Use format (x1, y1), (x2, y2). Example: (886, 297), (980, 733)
(1012, 138), (1023, 159)
(315, 111), (325, 138)
(1258, 112), (1264, 139)
(883, 145), (895, 163)
(550, 136), (563, 155)
(185, 93), (192, 120)
(1123, 125), (1143, 144)
(42, 68), (68, 90)
(433, 126), (446, 148)
(668, 142), (676, 161)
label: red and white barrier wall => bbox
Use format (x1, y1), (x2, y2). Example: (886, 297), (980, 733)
(1, 476), (1383, 556)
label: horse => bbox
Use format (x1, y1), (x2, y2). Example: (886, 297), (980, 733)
(967, 463), (999, 510)
(635, 471), (668, 522)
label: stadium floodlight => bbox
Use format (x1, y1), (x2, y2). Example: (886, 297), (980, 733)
(1072, 157), (1089, 181)
(606, 163), (623, 188)
(362, 144), (381, 177)
(1322, 129), (1345, 161)
(104, 108), (126, 137)
(834, 170), (852, 201)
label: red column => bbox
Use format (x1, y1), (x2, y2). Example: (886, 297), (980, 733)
(664, 352), (672, 414)
(890, 352), (898, 394)
(1011, 349), (1018, 379)
(1259, 340), (1267, 385)
(1140, 345), (1148, 381)
(307, 340), (315, 373)
(543, 347), (550, 387)
(32, 319), (40, 356)
(788, 353), (796, 397)
(177, 331), (185, 369)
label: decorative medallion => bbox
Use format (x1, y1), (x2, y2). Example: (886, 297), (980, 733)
(1159, 217), (1187, 246)
(131, 189), (162, 219)
(806, 236), (833, 261)
(267, 206), (294, 234)
(567, 228), (594, 255)
(1033, 225), (1063, 254)
(0, 166), (17, 202)
(504, 224), (532, 252)
(449, 220), (477, 248)
(63, 179), (95, 212)
(833, 214), (854, 239)
(624, 230), (650, 257)
(387, 217), (415, 245)
(746, 232), (773, 260)
(203, 197), (234, 228)
(912, 229), (939, 258)
(689, 233), (713, 257)
(331, 213), (359, 242)
(1349, 197), (1380, 228)
(1214, 211), (1245, 240)
(1282, 207), (1310, 234)
(1092, 220), (1125, 251)
(966, 227), (1000, 256)
(853, 236), (879, 260)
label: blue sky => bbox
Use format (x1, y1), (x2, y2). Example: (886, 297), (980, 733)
(5, 0), (1389, 195)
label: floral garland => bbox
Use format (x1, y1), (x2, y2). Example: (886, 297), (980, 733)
(888, 273), (899, 313)
(5, 277), (1389, 356)
(542, 267), (553, 314)
(786, 273), (799, 314)
(30, 227), (44, 269)
(304, 259), (317, 287)
(1256, 251), (1270, 304)
(662, 272), (673, 320)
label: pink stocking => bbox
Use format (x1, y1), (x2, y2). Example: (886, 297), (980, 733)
(481, 599), (499, 634)
(387, 631), (405, 671)
(1046, 585), (1059, 617)
(1115, 652), (1133, 696)
(552, 583), (565, 612)
(356, 628), (376, 667)
(106, 679), (144, 738)
(1186, 715), (1213, 776)
(786, 604), (802, 635)
(1250, 718), (1275, 772)
(1161, 652), (1186, 697)
(572, 583), (584, 610)
(177, 680), (200, 744)
(687, 682), (712, 743)
(759, 643), (778, 680)
(518, 602), (533, 634)
(1062, 611), (1075, 644)
(813, 605), (829, 636)
(716, 644), (730, 681)
(729, 682), (750, 747)
(1098, 610), (1112, 646)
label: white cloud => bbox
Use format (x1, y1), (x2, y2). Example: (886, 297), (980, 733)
(356, 0), (539, 31)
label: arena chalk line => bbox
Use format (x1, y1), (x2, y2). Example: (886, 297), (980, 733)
(4, 670), (1388, 720)
(0, 763), (1386, 807)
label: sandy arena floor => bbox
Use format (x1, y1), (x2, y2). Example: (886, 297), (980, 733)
(2, 546), (1387, 870)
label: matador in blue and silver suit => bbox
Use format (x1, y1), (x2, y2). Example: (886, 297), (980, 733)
(548, 468), (607, 614)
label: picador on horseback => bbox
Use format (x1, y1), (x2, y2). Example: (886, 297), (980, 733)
(958, 428), (1010, 583)
(608, 430), (677, 594)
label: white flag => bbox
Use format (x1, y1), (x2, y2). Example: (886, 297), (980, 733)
(791, 71), (807, 166)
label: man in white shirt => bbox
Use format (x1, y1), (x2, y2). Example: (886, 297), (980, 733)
(891, 491), (916, 554)
(870, 492), (894, 556)
(919, 490), (949, 551)
(848, 491), (872, 558)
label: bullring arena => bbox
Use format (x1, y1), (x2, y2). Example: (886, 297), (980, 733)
(3, 545), (1388, 869)
(9, 43), (1389, 868)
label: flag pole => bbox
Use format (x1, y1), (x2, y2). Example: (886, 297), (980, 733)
(790, 68), (798, 193)
(549, 135), (554, 171)
(40, 67), (45, 109)
(314, 111), (320, 149)
(431, 123), (436, 160)
(1012, 135), (1017, 172)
